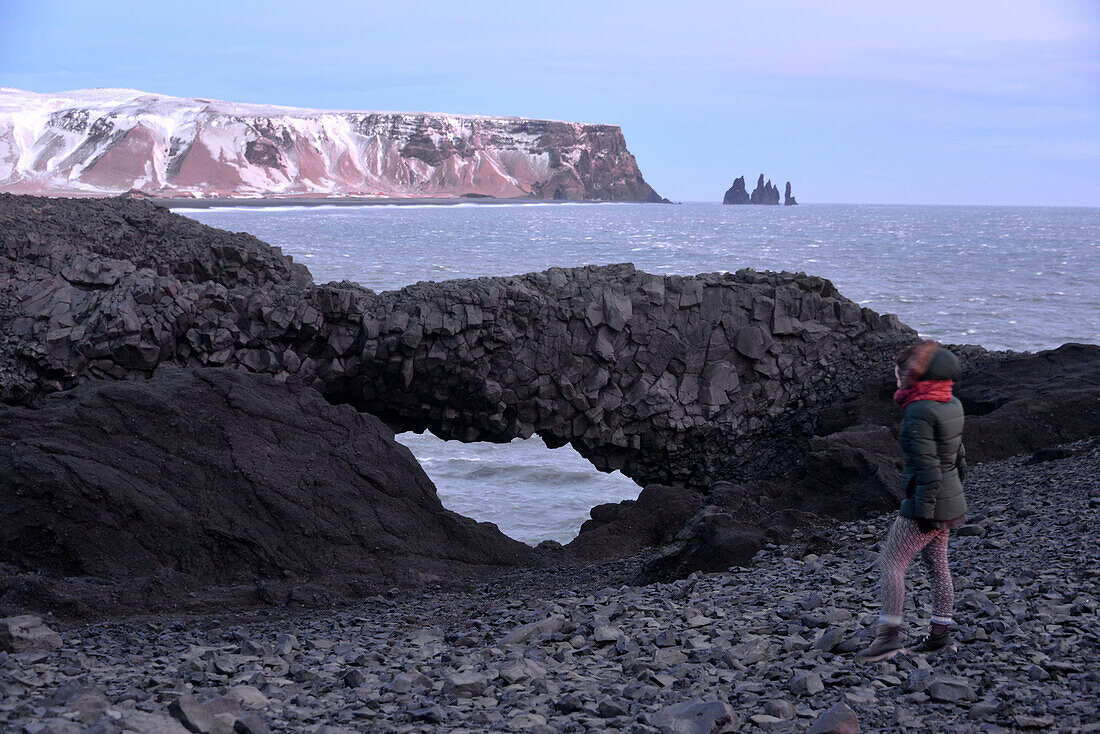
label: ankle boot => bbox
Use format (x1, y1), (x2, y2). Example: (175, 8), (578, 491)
(855, 625), (904, 662)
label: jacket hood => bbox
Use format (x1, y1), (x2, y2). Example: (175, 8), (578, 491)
(896, 340), (959, 386)
(923, 348), (960, 381)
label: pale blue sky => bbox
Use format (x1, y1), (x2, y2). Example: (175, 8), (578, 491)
(2, 1), (1097, 205)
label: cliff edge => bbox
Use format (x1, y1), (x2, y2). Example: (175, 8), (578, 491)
(0, 88), (663, 202)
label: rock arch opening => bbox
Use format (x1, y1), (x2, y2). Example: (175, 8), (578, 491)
(396, 432), (642, 546)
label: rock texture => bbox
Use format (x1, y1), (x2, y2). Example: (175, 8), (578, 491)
(568, 485), (707, 560)
(571, 423), (905, 581)
(0, 194), (916, 491)
(2, 445), (1097, 732)
(571, 343), (1099, 580)
(956, 343), (1100, 462)
(0, 88), (664, 202)
(0, 615), (62, 653)
(0, 368), (531, 615)
(815, 342), (1100, 465)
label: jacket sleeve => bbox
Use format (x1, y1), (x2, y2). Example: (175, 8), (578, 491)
(907, 414), (942, 519)
(957, 441), (967, 483)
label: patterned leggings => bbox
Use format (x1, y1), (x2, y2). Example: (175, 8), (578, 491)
(877, 516), (954, 627)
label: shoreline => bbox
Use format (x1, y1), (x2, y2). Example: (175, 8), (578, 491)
(155, 196), (629, 210)
(4, 445), (1096, 733)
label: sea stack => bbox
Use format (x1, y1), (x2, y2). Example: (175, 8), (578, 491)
(785, 181), (798, 205)
(723, 173), (795, 205)
(750, 174), (781, 205)
(723, 176), (751, 204)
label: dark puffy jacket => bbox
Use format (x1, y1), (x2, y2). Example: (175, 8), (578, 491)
(898, 348), (968, 522)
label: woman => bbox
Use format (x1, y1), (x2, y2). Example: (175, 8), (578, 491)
(857, 340), (968, 662)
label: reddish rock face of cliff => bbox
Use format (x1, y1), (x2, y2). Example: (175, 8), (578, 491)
(0, 88), (664, 201)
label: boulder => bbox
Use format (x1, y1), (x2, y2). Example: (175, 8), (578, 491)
(501, 614), (566, 645)
(443, 671), (490, 697)
(0, 614), (62, 652)
(649, 700), (741, 734)
(807, 702), (859, 734)
(567, 484), (706, 560)
(168, 696), (233, 734)
(927, 677), (979, 703)
(775, 424), (903, 520)
(638, 505), (766, 582)
(0, 368), (530, 617)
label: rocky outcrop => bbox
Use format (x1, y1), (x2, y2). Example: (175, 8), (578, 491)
(0, 88), (663, 202)
(785, 181), (797, 205)
(567, 485), (706, 560)
(723, 176), (750, 204)
(958, 344), (1100, 462)
(724, 174), (791, 205)
(0, 194), (311, 404)
(6, 195), (1093, 588)
(639, 503), (769, 581)
(0, 368), (531, 615)
(750, 174), (781, 205)
(812, 342), (1100, 465)
(571, 423), (905, 579)
(772, 424), (904, 519)
(571, 345), (1100, 580)
(1, 195), (916, 491)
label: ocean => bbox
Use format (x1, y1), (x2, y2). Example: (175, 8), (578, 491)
(178, 202), (1100, 545)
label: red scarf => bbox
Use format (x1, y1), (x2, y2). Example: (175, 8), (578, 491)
(894, 379), (954, 409)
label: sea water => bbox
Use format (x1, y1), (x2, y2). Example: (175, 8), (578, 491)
(179, 202), (1100, 544)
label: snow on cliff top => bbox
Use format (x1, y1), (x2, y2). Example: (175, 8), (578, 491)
(0, 88), (604, 128)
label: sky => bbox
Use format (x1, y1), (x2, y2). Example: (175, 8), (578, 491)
(1, 1), (1098, 205)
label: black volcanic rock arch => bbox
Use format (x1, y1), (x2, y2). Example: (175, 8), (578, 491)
(1, 196), (917, 488)
(312, 266), (915, 486)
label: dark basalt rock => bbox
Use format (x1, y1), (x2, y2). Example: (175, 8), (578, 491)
(0, 194), (916, 491)
(750, 174), (781, 205)
(723, 176), (750, 204)
(584, 344), (1100, 580)
(0, 193), (310, 290)
(0, 367), (530, 616)
(955, 343), (1100, 462)
(5, 195), (1092, 587)
(579, 478), (774, 576)
(589, 424), (904, 581)
(785, 181), (797, 206)
(726, 174), (789, 205)
(567, 484), (705, 560)
(814, 343), (1100, 465)
(640, 505), (768, 582)
(774, 424), (903, 520)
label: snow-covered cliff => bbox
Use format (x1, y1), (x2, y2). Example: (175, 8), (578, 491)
(0, 88), (663, 201)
